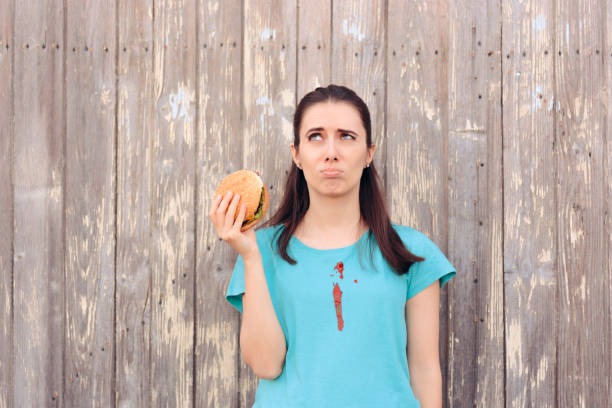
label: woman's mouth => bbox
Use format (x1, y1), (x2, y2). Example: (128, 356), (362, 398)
(321, 169), (342, 177)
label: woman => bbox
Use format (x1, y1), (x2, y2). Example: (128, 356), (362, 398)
(209, 84), (456, 407)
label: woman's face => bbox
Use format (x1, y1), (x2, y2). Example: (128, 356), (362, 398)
(290, 101), (375, 197)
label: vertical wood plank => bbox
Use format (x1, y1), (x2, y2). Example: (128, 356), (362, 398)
(12, 2), (64, 406)
(64, 0), (117, 406)
(115, 1), (153, 406)
(242, 0), (297, 405)
(195, 0), (243, 407)
(151, 0), (197, 405)
(297, 0), (332, 99)
(0, 1), (14, 407)
(446, 0), (504, 406)
(332, 1), (386, 184)
(555, 1), (610, 406)
(606, 0), (612, 404)
(386, 0), (454, 403)
(503, 1), (557, 406)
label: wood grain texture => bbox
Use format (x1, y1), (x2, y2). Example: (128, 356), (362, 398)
(150, 0), (197, 406)
(242, 0), (297, 405)
(195, 0), (243, 407)
(115, 0), (153, 407)
(386, 1), (456, 402)
(1, 1), (611, 407)
(12, 2), (64, 406)
(554, 1), (610, 406)
(64, 0), (117, 406)
(0, 1), (13, 407)
(503, 1), (557, 406)
(447, 1), (504, 406)
(332, 1), (386, 182)
(297, 0), (332, 100)
(606, 0), (612, 405)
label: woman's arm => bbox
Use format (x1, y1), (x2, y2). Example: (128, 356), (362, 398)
(240, 252), (287, 379)
(406, 281), (443, 408)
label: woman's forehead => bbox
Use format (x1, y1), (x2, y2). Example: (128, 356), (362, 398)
(301, 102), (364, 133)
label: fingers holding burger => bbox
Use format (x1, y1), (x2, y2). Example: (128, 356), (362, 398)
(208, 169), (269, 258)
(214, 169), (270, 232)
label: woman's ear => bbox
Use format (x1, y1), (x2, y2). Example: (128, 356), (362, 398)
(290, 143), (298, 164)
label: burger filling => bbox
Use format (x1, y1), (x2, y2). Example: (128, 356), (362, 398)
(242, 187), (265, 226)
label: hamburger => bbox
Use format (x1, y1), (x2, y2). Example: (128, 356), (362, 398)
(215, 169), (269, 232)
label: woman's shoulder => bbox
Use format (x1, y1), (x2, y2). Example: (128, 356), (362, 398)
(389, 222), (435, 250)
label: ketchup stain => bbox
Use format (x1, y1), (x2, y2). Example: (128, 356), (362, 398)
(332, 261), (345, 331)
(332, 282), (344, 331)
(334, 261), (344, 279)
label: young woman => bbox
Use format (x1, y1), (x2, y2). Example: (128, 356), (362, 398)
(209, 84), (456, 407)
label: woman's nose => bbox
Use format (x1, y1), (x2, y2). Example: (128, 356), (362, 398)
(325, 138), (338, 161)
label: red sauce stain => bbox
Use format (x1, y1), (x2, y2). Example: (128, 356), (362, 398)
(332, 282), (344, 331)
(333, 262), (344, 279)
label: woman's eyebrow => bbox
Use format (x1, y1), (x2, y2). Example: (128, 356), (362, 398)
(306, 127), (325, 134)
(337, 128), (358, 136)
(305, 127), (358, 135)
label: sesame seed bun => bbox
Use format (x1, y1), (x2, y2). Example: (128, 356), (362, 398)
(215, 170), (269, 232)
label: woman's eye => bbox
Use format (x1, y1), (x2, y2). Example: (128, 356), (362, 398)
(308, 133), (355, 141)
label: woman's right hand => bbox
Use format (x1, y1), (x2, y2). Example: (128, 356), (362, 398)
(208, 190), (260, 259)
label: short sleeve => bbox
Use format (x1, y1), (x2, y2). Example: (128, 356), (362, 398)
(225, 253), (245, 313)
(406, 233), (456, 301)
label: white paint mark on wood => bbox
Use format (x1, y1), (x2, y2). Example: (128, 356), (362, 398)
(100, 86), (112, 106)
(530, 85), (543, 112)
(163, 82), (194, 123)
(256, 95), (273, 113)
(532, 15), (546, 31)
(279, 89), (293, 107)
(204, 321), (235, 383)
(423, 99), (437, 121)
(577, 274), (586, 301)
(507, 318), (522, 371)
(533, 353), (548, 389)
(573, 96), (582, 119)
(256, 95), (276, 136)
(569, 208), (585, 246)
(208, 1), (219, 14)
(408, 79), (419, 92)
(260, 27), (276, 41)
(80, 295), (88, 315)
(342, 18), (365, 41)
(282, 116), (293, 141)
(547, 94), (555, 111)
(537, 249), (552, 264)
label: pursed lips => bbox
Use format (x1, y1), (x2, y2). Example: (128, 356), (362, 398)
(321, 168), (342, 177)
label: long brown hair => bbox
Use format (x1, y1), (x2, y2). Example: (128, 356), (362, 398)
(259, 84), (424, 276)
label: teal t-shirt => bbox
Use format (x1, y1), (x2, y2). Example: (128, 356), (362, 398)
(225, 223), (456, 408)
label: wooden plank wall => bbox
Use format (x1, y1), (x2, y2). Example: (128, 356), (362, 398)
(0, 0), (610, 407)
